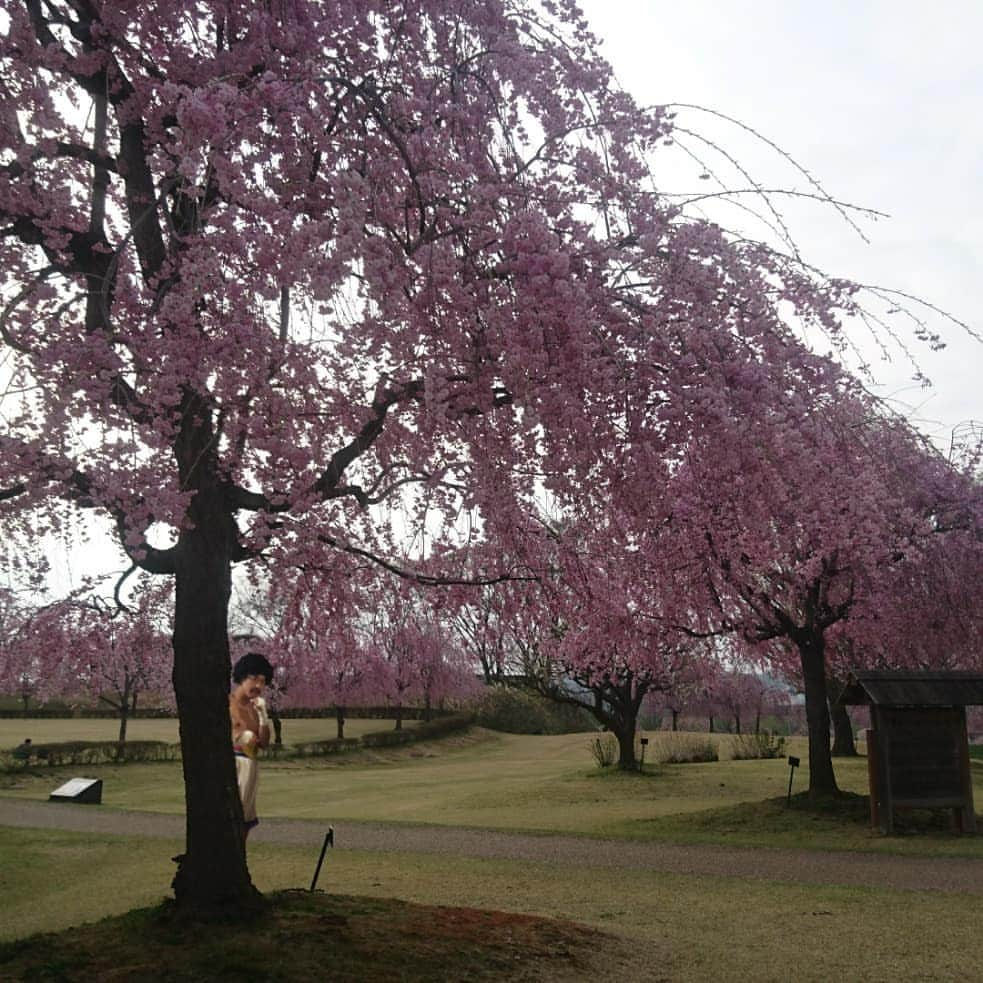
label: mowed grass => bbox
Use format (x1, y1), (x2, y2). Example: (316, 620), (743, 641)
(2, 825), (982, 982)
(3, 726), (981, 857)
(0, 716), (417, 747)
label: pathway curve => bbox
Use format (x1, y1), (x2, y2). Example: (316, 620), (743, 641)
(1, 797), (981, 896)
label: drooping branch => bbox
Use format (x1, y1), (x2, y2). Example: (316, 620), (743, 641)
(317, 533), (538, 588)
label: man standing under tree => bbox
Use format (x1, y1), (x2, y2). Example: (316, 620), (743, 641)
(229, 653), (274, 840)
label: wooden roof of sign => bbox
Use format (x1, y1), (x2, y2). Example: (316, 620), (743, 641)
(838, 670), (983, 708)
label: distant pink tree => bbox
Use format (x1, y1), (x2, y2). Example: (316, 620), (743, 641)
(274, 576), (371, 741)
(500, 511), (722, 769)
(672, 395), (983, 795)
(5, 581), (174, 749)
(714, 668), (789, 735)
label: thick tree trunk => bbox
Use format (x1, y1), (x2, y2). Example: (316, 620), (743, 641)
(708, 715), (714, 733)
(671, 709), (679, 732)
(272, 713), (282, 746)
(170, 496), (260, 912)
(615, 722), (638, 770)
(830, 700), (857, 756)
(335, 706), (345, 740)
(797, 633), (839, 796)
(827, 677), (858, 757)
(394, 703), (403, 731)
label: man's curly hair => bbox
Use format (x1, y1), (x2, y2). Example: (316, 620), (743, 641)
(232, 652), (274, 684)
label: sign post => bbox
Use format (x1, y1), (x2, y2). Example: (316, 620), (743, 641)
(785, 756), (800, 808)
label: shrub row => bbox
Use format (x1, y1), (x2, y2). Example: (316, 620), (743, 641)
(0, 711), (473, 772)
(0, 739), (180, 770)
(0, 707), (175, 720)
(651, 733), (720, 764)
(474, 687), (595, 734)
(289, 737), (362, 758)
(730, 731), (787, 760)
(297, 712), (476, 756)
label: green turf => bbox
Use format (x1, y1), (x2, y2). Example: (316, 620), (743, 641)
(2, 826), (982, 982)
(3, 728), (981, 858)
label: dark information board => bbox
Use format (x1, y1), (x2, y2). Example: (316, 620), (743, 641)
(882, 707), (964, 800)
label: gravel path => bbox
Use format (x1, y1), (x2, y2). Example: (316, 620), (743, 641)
(2, 797), (982, 896)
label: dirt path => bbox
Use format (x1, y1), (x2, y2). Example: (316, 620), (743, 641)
(2, 797), (982, 895)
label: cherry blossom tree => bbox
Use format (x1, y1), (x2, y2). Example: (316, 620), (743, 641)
(0, 0), (949, 910)
(71, 582), (174, 747)
(0, 588), (50, 711)
(0, 579), (174, 746)
(498, 509), (722, 769)
(369, 587), (473, 727)
(713, 667), (788, 736)
(672, 391), (983, 795)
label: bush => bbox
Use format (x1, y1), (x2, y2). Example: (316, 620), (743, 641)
(291, 737), (362, 757)
(730, 731), (787, 760)
(474, 688), (551, 734)
(0, 739), (180, 771)
(652, 733), (719, 764)
(474, 687), (594, 734)
(360, 712), (474, 749)
(588, 734), (618, 768)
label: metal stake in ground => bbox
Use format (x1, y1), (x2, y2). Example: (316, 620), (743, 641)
(309, 826), (334, 892)
(786, 756), (800, 808)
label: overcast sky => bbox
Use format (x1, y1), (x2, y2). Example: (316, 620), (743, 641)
(580, 0), (982, 453)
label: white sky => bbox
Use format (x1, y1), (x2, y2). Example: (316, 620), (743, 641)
(580, 0), (982, 452)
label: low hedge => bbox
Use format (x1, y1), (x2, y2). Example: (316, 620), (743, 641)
(361, 711), (475, 748)
(0, 712), (476, 772)
(0, 739), (180, 770)
(290, 737), (362, 757)
(474, 687), (594, 735)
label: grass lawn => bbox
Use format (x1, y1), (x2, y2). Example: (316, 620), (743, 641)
(2, 825), (982, 981)
(2, 728), (982, 979)
(2, 727), (981, 857)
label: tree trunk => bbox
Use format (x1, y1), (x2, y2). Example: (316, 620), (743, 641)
(116, 705), (129, 761)
(797, 632), (839, 796)
(335, 706), (345, 740)
(671, 709), (679, 732)
(708, 715), (714, 733)
(830, 700), (857, 756)
(615, 722), (638, 770)
(170, 494), (260, 912)
(827, 677), (858, 757)
(394, 703), (403, 731)
(734, 711), (742, 735)
(272, 713), (282, 746)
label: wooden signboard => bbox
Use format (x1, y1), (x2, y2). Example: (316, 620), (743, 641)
(869, 706), (975, 834)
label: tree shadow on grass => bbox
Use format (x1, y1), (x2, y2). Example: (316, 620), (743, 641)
(0, 890), (664, 982)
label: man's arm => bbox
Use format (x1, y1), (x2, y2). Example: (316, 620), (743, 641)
(254, 697), (271, 749)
